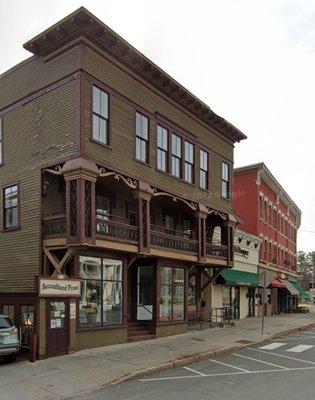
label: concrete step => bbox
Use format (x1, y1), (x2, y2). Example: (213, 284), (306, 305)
(127, 334), (156, 342)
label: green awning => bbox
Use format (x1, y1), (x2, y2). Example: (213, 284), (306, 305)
(291, 281), (311, 301)
(219, 269), (258, 287)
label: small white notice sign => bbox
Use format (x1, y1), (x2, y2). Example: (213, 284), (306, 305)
(70, 303), (77, 319)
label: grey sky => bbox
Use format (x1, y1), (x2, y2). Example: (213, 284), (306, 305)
(0, 0), (314, 251)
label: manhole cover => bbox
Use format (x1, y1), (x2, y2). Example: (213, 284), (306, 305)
(235, 340), (254, 344)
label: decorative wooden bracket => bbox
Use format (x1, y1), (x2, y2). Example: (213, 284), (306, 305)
(43, 247), (76, 275)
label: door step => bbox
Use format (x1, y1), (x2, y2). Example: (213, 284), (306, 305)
(127, 322), (155, 342)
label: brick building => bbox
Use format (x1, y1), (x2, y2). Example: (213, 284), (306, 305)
(234, 163), (301, 315)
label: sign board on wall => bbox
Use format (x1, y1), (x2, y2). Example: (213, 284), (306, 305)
(38, 277), (81, 297)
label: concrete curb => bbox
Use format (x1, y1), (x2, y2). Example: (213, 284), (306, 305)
(62, 321), (315, 399)
(107, 321), (315, 386)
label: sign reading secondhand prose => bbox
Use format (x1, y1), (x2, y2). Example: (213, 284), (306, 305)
(38, 277), (81, 297)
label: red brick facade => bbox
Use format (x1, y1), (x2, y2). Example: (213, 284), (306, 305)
(233, 163), (300, 276)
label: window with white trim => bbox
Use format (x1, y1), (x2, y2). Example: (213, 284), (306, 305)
(221, 162), (230, 199)
(157, 125), (168, 172)
(92, 86), (109, 144)
(135, 112), (149, 163)
(171, 133), (182, 178)
(199, 149), (208, 190)
(3, 184), (18, 229)
(184, 141), (194, 183)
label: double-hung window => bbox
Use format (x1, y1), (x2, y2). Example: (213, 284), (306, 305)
(221, 162), (230, 199)
(171, 134), (181, 178)
(184, 141), (194, 183)
(199, 149), (208, 190)
(157, 125), (168, 172)
(3, 184), (18, 229)
(92, 86), (109, 145)
(135, 112), (149, 163)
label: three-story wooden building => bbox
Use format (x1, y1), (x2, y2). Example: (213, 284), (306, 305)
(0, 8), (246, 358)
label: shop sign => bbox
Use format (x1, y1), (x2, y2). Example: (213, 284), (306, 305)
(38, 277), (81, 297)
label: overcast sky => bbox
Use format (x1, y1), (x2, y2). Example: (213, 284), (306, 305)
(0, 0), (314, 252)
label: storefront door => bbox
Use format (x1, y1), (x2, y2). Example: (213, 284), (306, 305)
(46, 299), (68, 358)
(136, 266), (154, 321)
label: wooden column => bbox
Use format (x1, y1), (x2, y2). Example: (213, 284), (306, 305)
(195, 205), (208, 263)
(133, 182), (153, 254)
(222, 220), (236, 267)
(62, 158), (99, 245)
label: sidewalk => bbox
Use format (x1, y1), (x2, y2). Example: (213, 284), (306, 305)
(0, 311), (314, 400)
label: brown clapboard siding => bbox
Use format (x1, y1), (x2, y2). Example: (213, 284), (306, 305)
(0, 45), (81, 111)
(42, 175), (66, 217)
(82, 47), (233, 213)
(0, 79), (78, 292)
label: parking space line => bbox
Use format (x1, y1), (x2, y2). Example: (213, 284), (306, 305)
(259, 342), (286, 350)
(248, 348), (315, 365)
(275, 336), (315, 341)
(286, 345), (314, 353)
(139, 366), (315, 382)
(183, 366), (206, 376)
(233, 353), (289, 369)
(211, 359), (249, 372)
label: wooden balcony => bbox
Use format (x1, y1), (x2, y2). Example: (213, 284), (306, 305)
(42, 215), (229, 264)
(43, 214), (66, 238)
(96, 218), (139, 245)
(206, 242), (228, 259)
(150, 225), (198, 255)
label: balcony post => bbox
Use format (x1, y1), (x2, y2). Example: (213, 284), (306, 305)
(133, 182), (153, 254)
(222, 214), (237, 267)
(195, 204), (208, 263)
(61, 158), (99, 245)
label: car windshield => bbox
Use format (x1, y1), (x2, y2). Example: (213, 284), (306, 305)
(0, 317), (13, 329)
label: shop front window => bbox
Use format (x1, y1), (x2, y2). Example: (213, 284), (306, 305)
(222, 286), (239, 319)
(21, 305), (35, 346)
(159, 267), (185, 321)
(79, 256), (123, 326)
(2, 304), (14, 324)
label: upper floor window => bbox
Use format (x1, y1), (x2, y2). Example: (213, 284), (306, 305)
(184, 141), (194, 183)
(93, 86), (109, 145)
(221, 162), (230, 199)
(0, 118), (2, 165)
(3, 184), (18, 230)
(135, 112), (149, 163)
(199, 149), (208, 190)
(171, 134), (182, 178)
(157, 125), (168, 172)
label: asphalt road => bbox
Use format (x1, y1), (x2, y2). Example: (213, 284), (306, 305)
(74, 329), (315, 400)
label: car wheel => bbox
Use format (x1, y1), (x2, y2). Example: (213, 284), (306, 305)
(3, 353), (17, 363)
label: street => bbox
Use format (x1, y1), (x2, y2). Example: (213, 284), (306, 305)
(75, 329), (315, 400)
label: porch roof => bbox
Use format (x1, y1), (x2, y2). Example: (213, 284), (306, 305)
(219, 269), (258, 287)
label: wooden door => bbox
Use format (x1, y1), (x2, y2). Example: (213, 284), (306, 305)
(46, 299), (68, 358)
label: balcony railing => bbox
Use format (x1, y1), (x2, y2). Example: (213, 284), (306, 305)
(43, 214), (66, 237)
(206, 242), (228, 259)
(150, 229), (198, 254)
(96, 218), (139, 244)
(42, 215), (227, 261)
